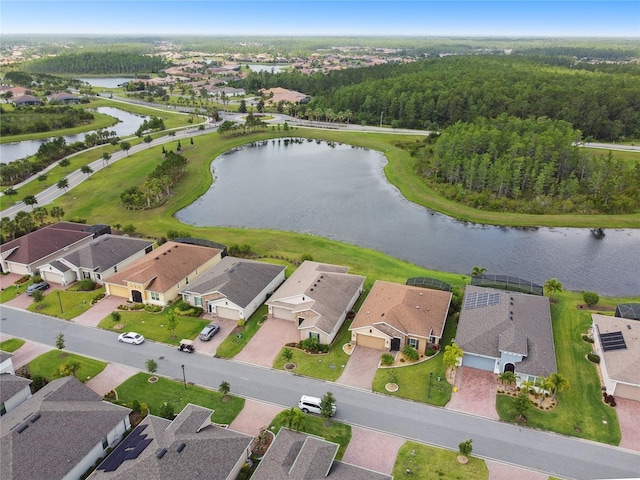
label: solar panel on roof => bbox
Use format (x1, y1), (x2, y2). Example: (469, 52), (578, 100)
(463, 291), (501, 310)
(98, 424), (151, 472)
(600, 331), (627, 352)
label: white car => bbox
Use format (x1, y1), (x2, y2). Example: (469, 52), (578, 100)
(118, 332), (145, 345)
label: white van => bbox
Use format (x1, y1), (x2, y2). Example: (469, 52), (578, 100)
(298, 395), (336, 416)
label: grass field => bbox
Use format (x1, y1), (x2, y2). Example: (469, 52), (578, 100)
(27, 287), (104, 320)
(216, 305), (267, 358)
(392, 441), (488, 480)
(28, 349), (107, 383)
(0, 338), (25, 352)
(114, 372), (244, 425)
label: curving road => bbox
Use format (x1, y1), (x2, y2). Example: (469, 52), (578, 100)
(1, 306), (639, 480)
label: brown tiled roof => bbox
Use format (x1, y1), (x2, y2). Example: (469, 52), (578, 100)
(0, 223), (94, 265)
(104, 241), (221, 293)
(350, 281), (452, 339)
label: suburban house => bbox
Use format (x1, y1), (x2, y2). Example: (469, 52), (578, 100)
(0, 352), (32, 417)
(266, 261), (365, 344)
(11, 94), (42, 106)
(90, 404), (252, 480)
(260, 87), (309, 104)
(0, 222), (109, 276)
(104, 241), (222, 306)
(179, 256), (285, 321)
(0, 377), (131, 480)
(46, 92), (81, 104)
(251, 428), (392, 480)
(592, 313), (640, 401)
(615, 303), (640, 321)
(349, 281), (452, 354)
(39, 235), (155, 286)
(455, 285), (557, 384)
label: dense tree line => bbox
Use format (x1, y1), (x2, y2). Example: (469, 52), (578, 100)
(0, 206), (65, 243)
(241, 56), (640, 141)
(21, 52), (169, 75)
(120, 151), (188, 209)
(0, 106), (94, 136)
(412, 115), (640, 215)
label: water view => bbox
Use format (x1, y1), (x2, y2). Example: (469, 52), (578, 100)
(76, 77), (134, 88)
(176, 139), (640, 297)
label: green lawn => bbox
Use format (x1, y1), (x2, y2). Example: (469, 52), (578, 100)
(0, 338), (25, 352)
(272, 319), (353, 381)
(392, 441), (488, 480)
(97, 309), (209, 346)
(115, 372), (244, 425)
(28, 350), (107, 383)
(269, 410), (352, 460)
(495, 291), (622, 445)
(372, 316), (456, 406)
(0, 279), (30, 303)
(27, 287), (105, 320)
(216, 305), (267, 358)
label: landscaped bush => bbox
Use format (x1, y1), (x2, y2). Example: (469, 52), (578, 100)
(582, 291), (600, 307)
(300, 337), (329, 353)
(92, 292), (105, 303)
(16, 275), (31, 285)
(380, 353), (394, 366)
(587, 352), (600, 363)
(402, 345), (419, 361)
(174, 305), (203, 317)
(143, 304), (162, 313)
(75, 279), (97, 291)
(426, 348), (436, 357)
(581, 334), (594, 343)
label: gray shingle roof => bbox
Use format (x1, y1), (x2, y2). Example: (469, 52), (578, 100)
(0, 351), (12, 363)
(179, 256), (285, 308)
(0, 377), (131, 480)
(252, 428), (391, 480)
(91, 404), (252, 480)
(0, 373), (31, 403)
(61, 234), (154, 274)
(456, 285), (557, 377)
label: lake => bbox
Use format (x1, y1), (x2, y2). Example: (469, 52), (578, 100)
(77, 77), (134, 88)
(1, 107), (148, 164)
(176, 139), (640, 297)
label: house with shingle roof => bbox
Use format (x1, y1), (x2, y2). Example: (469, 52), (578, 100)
(592, 313), (640, 401)
(11, 94), (42, 106)
(0, 222), (100, 276)
(46, 92), (81, 104)
(0, 351), (15, 374)
(179, 256), (285, 321)
(252, 428), (392, 480)
(349, 281), (452, 354)
(39, 234), (155, 286)
(0, 373), (32, 417)
(260, 87), (308, 104)
(456, 285), (556, 383)
(104, 241), (222, 306)
(266, 261), (365, 344)
(0, 376), (131, 480)
(90, 404), (252, 480)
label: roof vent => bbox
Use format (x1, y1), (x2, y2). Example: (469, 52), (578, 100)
(381, 313), (385, 317)
(310, 288), (314, 291)
(156, 449), (167, 459)
(416, 305), (420, 309)
(177, 443), (186, 453)
(420, 292), (423, 296)
(30, 413), (41, 423)
(320, 275), (324, 278)
(627, 324), (632, 330)
(17, 424), (29, 434)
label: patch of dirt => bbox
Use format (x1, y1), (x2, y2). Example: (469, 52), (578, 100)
(457, 455), (469, 464)
(284, 363), (296, 371)
(148, 376), (158, 383)
(222, 395), (231, 403)
(113, 323), (124, 330)
(577, 304), (615, 311)
(251, 429), (274, 456)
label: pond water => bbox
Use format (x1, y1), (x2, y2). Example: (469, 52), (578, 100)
(176, 139), (640, 297)
(246, 64), (289, 73)
(77, 77), (134, 88)
(1, 107), (148, 164)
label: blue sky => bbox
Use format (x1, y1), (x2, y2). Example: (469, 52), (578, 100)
(2, 1), (639, 37)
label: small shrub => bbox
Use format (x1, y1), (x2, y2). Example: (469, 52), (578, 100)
(237, 318), (245, 328)
(143, 305), (162, 313)
(131, 400), (141, 413)
(31, 275), (43, 283)
(587, 352), (600, 363)
(76, 279), (97, 291)
(426, 348), (436, 357)
(402, 345), (419, 361)
(92, 292), (105, 303)
(581, 334), (594, 343)
(31, 375), (47, 393)
(380, 353), (394, 366)
(582, 291), (600, 307)
(130, 303), (144, 310)
(159, 402), (174, 419)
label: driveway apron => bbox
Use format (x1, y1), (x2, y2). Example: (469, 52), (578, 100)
(86, 362), (138, 396)
(3, 340), (53, 369)
(445, 366), (499, 420)
(234, 317), (299, 368)
(73, 295), (123, 327)
(486, 459), (548, 480)
(229, 398), (284, 436)
(342, 426), (404, 475)
(616, 397), (640, 452)
(192, 316), (237, 356)
(336, 345), (380, 390)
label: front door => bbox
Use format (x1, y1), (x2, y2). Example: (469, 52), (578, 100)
(131, 290), (142, 303)
(391, 338), (401, 351)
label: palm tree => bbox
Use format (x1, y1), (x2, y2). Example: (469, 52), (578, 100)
(57, 178), (69, 192)
(219, 380), (231, 399)
(102, 152), (111, 167)
(23, 195), (38, 210)
(544, 278), (563, 301)
(546, 372), (570, 401)
(50, 206), (65, 221)
(443, 343), (464, 380)
(31, 206), (48, 225)
(498, 371), (519, 392)
(281, 407), (304, 431)
(471, 266), (487, 277)
(80, 165), (93, 177)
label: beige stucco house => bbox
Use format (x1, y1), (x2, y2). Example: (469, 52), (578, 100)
(266, 261), (365, 344)
(104, 241), (222, 306)
(349, 281), (452, 355)
(592, 313), (640, 401)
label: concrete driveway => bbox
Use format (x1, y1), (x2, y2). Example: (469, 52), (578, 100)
(234, 317), (299, 367)
(336, 346), (380, 390)
(445, 366), (499, 420)
(342, 426), (404, 475)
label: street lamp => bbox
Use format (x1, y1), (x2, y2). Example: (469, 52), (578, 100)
(57, 291), (64, 314)
(428, 372), (433, 400)
(380, 110), (384, 128)
(181, 364), (186, 390)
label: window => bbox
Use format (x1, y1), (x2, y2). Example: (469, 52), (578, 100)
(194, 297), (202, 307)
(102, 437), (108, 449)
(96, 274), (101, 280)
(183, 294), (190, 302)
(114, 265), (118, 273)
(408, 338), (419, 350)
(150, 292), (160, 301)
(145, 246), (153, 254)
(0, 402), (6, 416)
(309, 332), (320, 340)
(185, 277), (189, 285)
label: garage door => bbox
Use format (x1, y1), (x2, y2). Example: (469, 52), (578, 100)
(462, 354), (496, 372)
(356, 334), (385, 350)
(272, 307), (294, 321)
(615, 383), (640, 401)
(216, 306), (240, 320)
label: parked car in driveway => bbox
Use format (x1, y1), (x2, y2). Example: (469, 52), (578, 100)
(118, 332), (145, 345)
(26, 282), (50, 296)
(199, 323), (220, 341)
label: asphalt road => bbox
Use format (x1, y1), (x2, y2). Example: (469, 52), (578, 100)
(1, 306), (639, 480)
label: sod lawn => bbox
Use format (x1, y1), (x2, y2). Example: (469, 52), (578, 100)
(216, 305), (268, 358)
(27, 287), (105, 320)
(28, 350), (107, 383)
(268, 410), (352, 460)
(392, 441), (488, 480)
(114, 372), (244, 425)
(0, 338), (26, 352)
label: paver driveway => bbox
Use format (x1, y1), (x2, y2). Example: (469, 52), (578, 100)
(336, 345), (380, 390)
(86, 362), (138, 396)
(191, 316), (237, 356)
(616, 397), (640, 452)
(229, 398), (284, 435)
(73, 295), (123, 327)
(445, 366), (499, 420)
(2, 339), (52, 369)
(342, 426), (404, 475)
(234, 317), (299, 367)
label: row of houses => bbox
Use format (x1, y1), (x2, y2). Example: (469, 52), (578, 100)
(1, 85), (82, 106)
